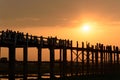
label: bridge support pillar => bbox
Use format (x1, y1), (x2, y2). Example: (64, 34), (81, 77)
(23, 46), (28, 80)
(100, 44), (103, 75)
(95, 44), (98, 75)
(91, 45), (94, 75)
(109, 46), (112, 64)
(50, 48), (55, 79)
(38, 47), (42, 79)
(116, 47), (119, 74)
(60, 49), (62, 77)
(9, 46), (16, 80)
(86, 43), (90, 76)
(76, 41), (79, 76)
(116, 47), (119, 64)
(82, 42), (84, 76)
(70, 48), (73, 76)
(63, 48), (67, 77)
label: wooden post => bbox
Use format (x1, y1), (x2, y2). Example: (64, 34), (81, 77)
(116, 47), (119, 73)
(50, 47), (55, 79)
(38, 47), (42, 79)
(9, 46), (16, 80)
(113, 46), (116, 74)
(105, 46), (107, 64)
(109, 46), (112, 64)
(105, 46), (109, 74)
(60, 48), (63, 78)
(37, 36), (43, 79)
(63, 40), (67, 77)
(116, 47), (119, 64)
(86, 43), (90, 75)
(82, 42), (84, 75)
(91, 45), (94, 75)
(23, 45), (28, 80)
(70, 41), (73, 76)
(103, 46), (106, 74)
(76, 41), (79, 76)
(103, 46), (106, 65)
(100, 44), (103, 75)
(113, 46), (116, 64)
(95, 44), (98, 74)
(23, 33), (28, 80)
(109, 46), (112, 74)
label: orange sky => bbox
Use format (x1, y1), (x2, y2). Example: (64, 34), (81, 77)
(0, 0), (120, 61)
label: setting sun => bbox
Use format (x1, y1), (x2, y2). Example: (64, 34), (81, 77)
(81, 24), (91, 33)
(82, 24), (90, 32)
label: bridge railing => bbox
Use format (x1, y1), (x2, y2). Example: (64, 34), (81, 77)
(0, 30), (72, 47)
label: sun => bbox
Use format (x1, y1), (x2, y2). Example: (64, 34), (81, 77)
(76, 22), (97, 35)
(82, 24), (90, 32)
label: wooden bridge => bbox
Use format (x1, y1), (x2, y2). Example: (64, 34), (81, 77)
(0, 30), (120, 80)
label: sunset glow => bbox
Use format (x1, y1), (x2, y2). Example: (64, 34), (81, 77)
(82, 24), (90, 32)
(1, 0), (120, 61)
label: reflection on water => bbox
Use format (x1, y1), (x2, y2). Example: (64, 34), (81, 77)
(0, 73), (58, 80)
(0, 73), (73, 80)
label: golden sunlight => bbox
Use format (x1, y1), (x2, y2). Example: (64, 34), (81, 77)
(75, 22), (98, 40)
(81, 23), (91, 33)
(82, 24), (90, 32)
